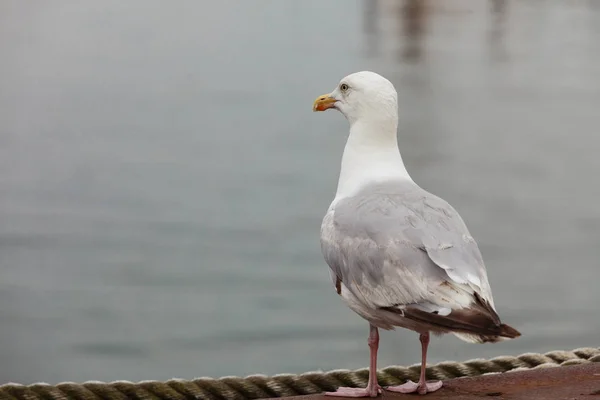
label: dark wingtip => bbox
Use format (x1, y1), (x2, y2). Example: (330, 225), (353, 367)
(499, 323), (521, 339)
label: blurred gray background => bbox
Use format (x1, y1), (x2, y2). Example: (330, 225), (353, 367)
(1, 0), (599, 385)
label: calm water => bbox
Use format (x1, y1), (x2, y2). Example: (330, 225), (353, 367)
(1, 0), (600, 385)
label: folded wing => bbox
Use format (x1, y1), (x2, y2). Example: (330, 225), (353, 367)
(321, 181), (520, 341)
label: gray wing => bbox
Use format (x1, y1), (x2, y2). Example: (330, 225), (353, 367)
(321, 181), (494, 313)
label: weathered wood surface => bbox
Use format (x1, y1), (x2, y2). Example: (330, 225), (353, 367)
(269, 363), (600, 400)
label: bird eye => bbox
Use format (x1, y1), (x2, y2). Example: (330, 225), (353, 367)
(340, 83), (349, 91)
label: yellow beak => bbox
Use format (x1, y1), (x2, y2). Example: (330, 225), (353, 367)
(313, 93), (337, 112)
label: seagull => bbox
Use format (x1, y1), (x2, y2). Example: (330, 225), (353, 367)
(313, 71), (520, 396)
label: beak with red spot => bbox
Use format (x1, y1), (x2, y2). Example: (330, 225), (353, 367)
(313, 93), (337, 112)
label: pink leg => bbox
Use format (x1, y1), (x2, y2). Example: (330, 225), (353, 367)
(385, 332), (443, 395)
(325, 324), (382, 397)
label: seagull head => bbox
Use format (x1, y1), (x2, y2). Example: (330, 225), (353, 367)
(313, 71), (398, 126)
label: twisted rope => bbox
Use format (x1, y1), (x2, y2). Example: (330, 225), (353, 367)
(2, 347), (599, 400)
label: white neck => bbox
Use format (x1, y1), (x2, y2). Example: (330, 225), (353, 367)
(332, 119), (412, 206)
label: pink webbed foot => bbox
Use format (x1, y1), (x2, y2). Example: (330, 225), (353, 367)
(324, 385), (383, 398)
(385, 380), (443, 395)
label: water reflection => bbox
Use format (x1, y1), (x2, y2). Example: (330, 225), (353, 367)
(364, 0), (510, 63)
(400, 0), (427, 62)
(362, 0), (428, 62)
(363, 0), (379, 57)
(489, 0), (507, 61)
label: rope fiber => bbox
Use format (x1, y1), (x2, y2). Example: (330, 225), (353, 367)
(2, 347), (599, 400)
